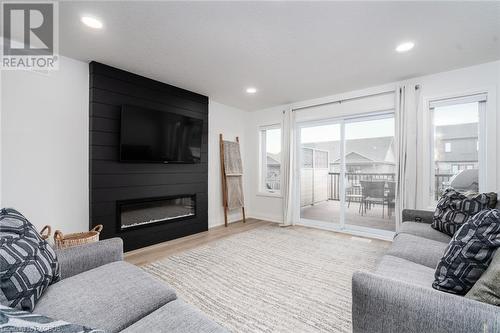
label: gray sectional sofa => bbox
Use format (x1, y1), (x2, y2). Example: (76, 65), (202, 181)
(352, 209), (500, 333)
(35, 238), (228, 333)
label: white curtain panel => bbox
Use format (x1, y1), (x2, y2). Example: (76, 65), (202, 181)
(281, 108), (295, 226)
(395, 84), (420, 230)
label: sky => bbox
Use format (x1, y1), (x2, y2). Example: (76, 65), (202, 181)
(433, 102), (478, 126)
(266, 128), (281, 154)
(300, 117), (395, 143)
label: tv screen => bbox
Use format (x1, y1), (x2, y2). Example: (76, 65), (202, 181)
(120, 105), (203, 163)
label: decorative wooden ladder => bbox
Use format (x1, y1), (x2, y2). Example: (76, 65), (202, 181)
(219, 134), (246, 227)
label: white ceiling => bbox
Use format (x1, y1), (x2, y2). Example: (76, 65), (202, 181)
(58, 1), (500, 111)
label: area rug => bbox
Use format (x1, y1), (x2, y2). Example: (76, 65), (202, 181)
(142, 225), (389, 333)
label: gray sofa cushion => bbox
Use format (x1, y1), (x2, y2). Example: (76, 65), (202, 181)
(55, 238), (123, 280)
(398, 221), (452, 243)
(35, 261), (177, 333)
(352, 271), (500, 333)
(402, 209), (434, 224)
(387, 234), (448, 269)
(375, 255), (435, 289)
(121, 299), (229, 333)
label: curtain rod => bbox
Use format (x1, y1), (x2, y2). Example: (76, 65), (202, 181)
(291, 89), (395, 112)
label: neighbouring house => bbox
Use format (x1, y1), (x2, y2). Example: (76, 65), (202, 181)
(266, 153), (281, 190)
(434, 122), (479, 175)
(302, 136), (396, 174)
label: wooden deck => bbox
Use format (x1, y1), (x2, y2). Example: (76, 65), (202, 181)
(300, 200), (395, 232)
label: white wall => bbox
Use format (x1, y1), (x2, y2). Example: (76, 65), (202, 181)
(1, 56), (89, 233)
(208, 101), (249, 227)
(245, 106), (284, 222)
(245, 61), (500, 222)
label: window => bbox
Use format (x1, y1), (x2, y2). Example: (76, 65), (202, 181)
(260, 125), (281, 194)
(430, 93), (486, 201)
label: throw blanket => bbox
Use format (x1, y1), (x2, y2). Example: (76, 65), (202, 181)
(0, 304), (104, 333)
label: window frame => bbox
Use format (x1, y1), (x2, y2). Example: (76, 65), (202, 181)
(258, 124), (282, 197)
(426, 92), (488, 207)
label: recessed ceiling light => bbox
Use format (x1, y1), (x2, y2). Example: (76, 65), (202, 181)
(81, 16), (103, 29)
(396, 41), (415, 53)
(246, 87), (257, 94)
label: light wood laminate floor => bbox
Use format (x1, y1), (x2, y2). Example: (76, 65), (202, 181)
(125, 219), (271, 265)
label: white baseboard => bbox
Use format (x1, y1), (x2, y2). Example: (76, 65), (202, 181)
(247, 214), (282, 224)
(208, 212), (282, 229)
(209, 217), (241, 229)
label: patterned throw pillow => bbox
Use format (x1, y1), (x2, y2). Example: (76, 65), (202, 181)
(0, 304), (104, 332)
(433, 209), (500, 295)
(431, 188), (497, 236)
(0, 208), (60, 311)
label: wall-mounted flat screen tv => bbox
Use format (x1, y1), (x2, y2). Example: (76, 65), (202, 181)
(120, 105), (203, 163)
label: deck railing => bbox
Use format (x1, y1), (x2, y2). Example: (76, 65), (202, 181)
(328, 172), (395, 201)
(268, 171), (455, 200)
(265, 178), (281, 191)
(327, 172), (455, 201)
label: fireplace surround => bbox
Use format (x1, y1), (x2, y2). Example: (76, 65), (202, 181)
(89, 62), (208, 251)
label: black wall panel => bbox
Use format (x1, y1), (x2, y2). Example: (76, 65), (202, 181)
(89, 62), (209, 251)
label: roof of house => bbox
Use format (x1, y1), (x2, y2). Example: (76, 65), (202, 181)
(436, 123), (478, 140)
(302, 136), (395, 164)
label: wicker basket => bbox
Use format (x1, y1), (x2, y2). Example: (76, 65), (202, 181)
(54, 225), (103, 249)
(39, 225), (52, 240)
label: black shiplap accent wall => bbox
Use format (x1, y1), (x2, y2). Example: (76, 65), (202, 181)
(89, 62), (208, 252)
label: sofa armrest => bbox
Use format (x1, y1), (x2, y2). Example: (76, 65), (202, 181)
(402, 209), (434, 224)
(352, 272), (500, 333)
(55, 238), (123, 280)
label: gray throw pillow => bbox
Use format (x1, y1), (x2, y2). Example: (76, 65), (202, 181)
(0, 208), (60, 311)
(431, 188), (497, 236)
(0, 304), (104, 332)
(433, 209), (500, 295)
(465, 249), (500, 305)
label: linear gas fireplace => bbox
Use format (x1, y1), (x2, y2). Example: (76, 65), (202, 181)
(118, 195), (196, 230)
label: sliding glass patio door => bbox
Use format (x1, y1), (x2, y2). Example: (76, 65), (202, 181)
(298, 113), (396, 238)
(299, 121), (343, 227)
(342, 114), (396, 234)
